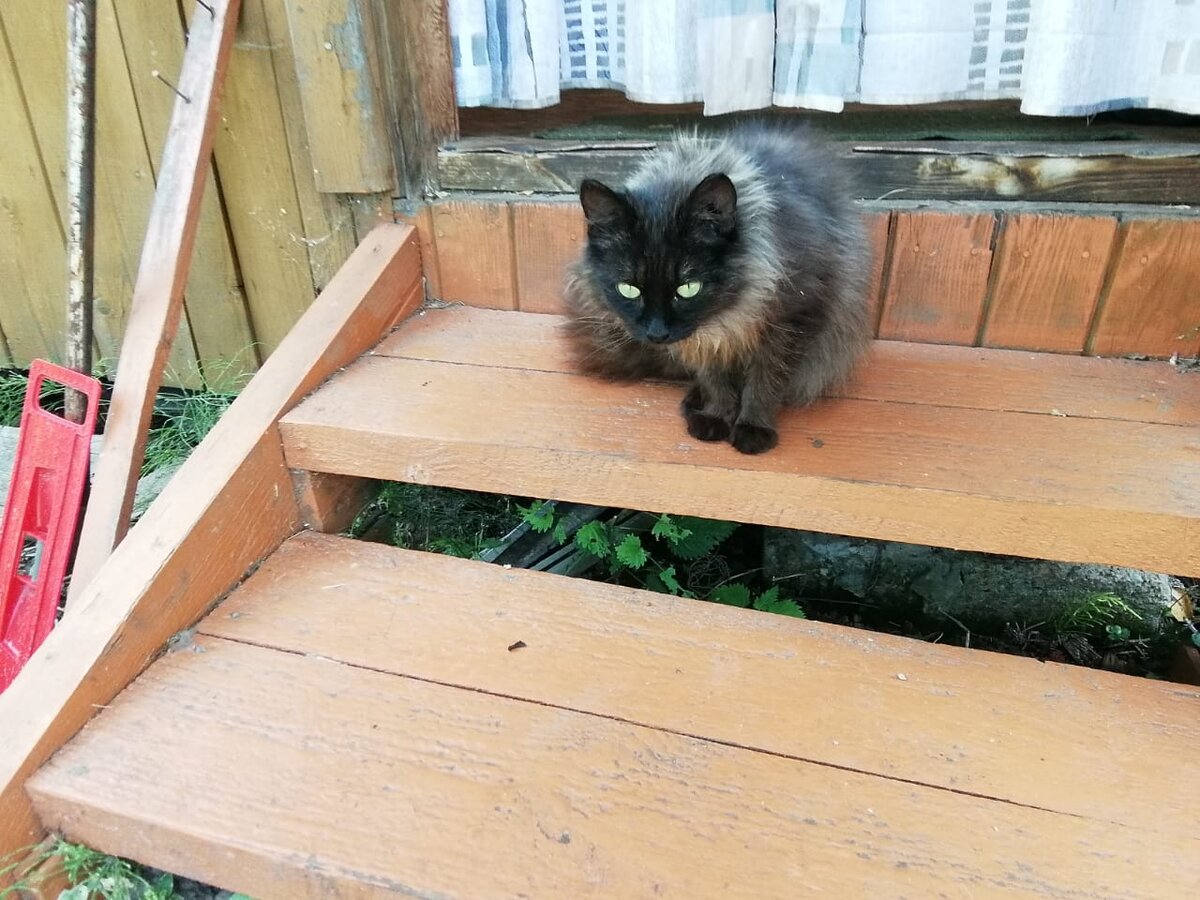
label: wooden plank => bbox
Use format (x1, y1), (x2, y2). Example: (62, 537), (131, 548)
(259, 0), (359, 293)
(28, 634), (1193, 898)
(1089, 219), (1200, 359)
(862, 210), (891, 334)
(376, 307), (1200, 427)
(0, 224), (422, 865)
(394, 201), (440, 297)
(194, 0), (325, 357)
(429, 201), (516, 309)
(201, 533), (1200, 834)
(878, 211), (995, 344)
(69, 0), (245, 603)
(2, 0), (203, 385)
(4, 838), (70, 900)
(0, 16), (64, 365)
(282, 0), (393, 193)
(280, 351), (1200, 574)
(982, 214), (1119, 353)
(374, 0), (458, 197)
(438, 137), (1200, 203)
(112, 0), (260, 388)
(512, 202), (586, 314)
(347, 192), (393, 243)
(290, 470), (377, 533)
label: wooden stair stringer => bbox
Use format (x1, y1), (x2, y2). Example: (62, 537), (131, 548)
(0, 224), (422, 868)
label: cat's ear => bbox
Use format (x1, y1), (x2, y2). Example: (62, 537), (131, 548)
(686, 173), (737, 231)
(580, 179), (633, 230)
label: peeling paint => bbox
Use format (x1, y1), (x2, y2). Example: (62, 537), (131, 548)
(328, 0), (377, 116)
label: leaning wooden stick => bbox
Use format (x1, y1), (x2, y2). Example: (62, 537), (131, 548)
(64, 0), (96, 424)
(67, 0), (242, 605)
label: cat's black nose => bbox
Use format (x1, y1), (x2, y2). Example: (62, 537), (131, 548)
(645, 322), (671, 343)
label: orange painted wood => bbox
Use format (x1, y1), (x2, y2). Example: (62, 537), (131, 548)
(512, 201), (586, 313)
(69, 0), (244, 602)
(862, 210), (891, 333)
(281, 349), (1200, 574)
(877, 211), (995, 344)
(28, 634), (1191, 898)
(197, 532), (1200, 836)
(0, 225), (422, 863)
(290, 470), (377, 533)
(429, 200), (516, 309)
(1090, 219), (1200, 358)
(983, 214), (1119, 353)
(395, 203), (441, 296)
(5, 837), (70, 899)
(375, 307), (1200, 427)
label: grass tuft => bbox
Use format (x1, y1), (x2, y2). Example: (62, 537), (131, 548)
(141, 389), (235, 475)
(349, 483), (521, 558)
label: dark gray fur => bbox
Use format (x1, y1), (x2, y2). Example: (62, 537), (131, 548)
(563, 123), (872, 454)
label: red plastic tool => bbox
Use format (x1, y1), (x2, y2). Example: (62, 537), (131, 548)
(0, 360), (101, 692)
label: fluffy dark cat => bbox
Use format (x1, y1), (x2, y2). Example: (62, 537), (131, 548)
(564, 123), (871, 455)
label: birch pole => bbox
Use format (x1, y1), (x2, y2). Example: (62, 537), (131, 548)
(65, 0), (97, 423)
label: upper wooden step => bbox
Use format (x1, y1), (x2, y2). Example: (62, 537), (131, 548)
(27, 533), (1200, 897)
(281, 306), (1200, 574)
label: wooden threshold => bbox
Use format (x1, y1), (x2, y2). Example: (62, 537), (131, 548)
(438, 136), (1200, 204)
(26, 533), (1200, 897)
(0, 224), (422, 869)
(280, 306), (1200, 575)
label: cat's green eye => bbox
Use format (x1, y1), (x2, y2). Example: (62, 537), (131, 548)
(616, 282), (642, 299)
(676, 280), (703, 299)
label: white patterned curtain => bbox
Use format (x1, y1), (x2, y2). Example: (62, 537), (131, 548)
(447, 0), (1200, 117)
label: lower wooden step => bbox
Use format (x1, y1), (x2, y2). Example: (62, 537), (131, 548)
(279, 306), (1200, 574)
(27, 533), (1200, 897)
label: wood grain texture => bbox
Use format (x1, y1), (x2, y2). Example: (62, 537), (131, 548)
(70, 0), (245, 603)
(204, 532), (1200, 835)
(439, 137), (1200, 204)
(259, 0), (359, 293)
(195, 0), (323, 357)
(1, 0), (202, 384)
(0, 225), (421, 862)
(862, 210), (891, 333)
(374, 0), (458, 197)
(287, 320), (1200, 574)
(1089, 219), (1200, 358)
(28, 633), (1193, 899)
(290, 470), (377, 533)
(983, 214), (1119, 353)
(878, 211), (996, 344)
(377, 307), (1200, 427)
(113, 0), (259, 387)
(394, 202), (440, 297)
(283, 0), (394, 193)
(0, 17), (65, 365)
(430, 201), (516, 308)
(512, 202), (586, 313)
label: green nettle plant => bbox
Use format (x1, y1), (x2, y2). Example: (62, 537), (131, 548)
(516, 504), (805, 618)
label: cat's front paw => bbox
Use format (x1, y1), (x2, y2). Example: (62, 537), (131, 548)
(731, 423), (778, 455)
(685, 409), (731, 442)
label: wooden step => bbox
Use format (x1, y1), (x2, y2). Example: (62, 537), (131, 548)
(280, 306), (1200, 574)
(28, 533), (1200, 897)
